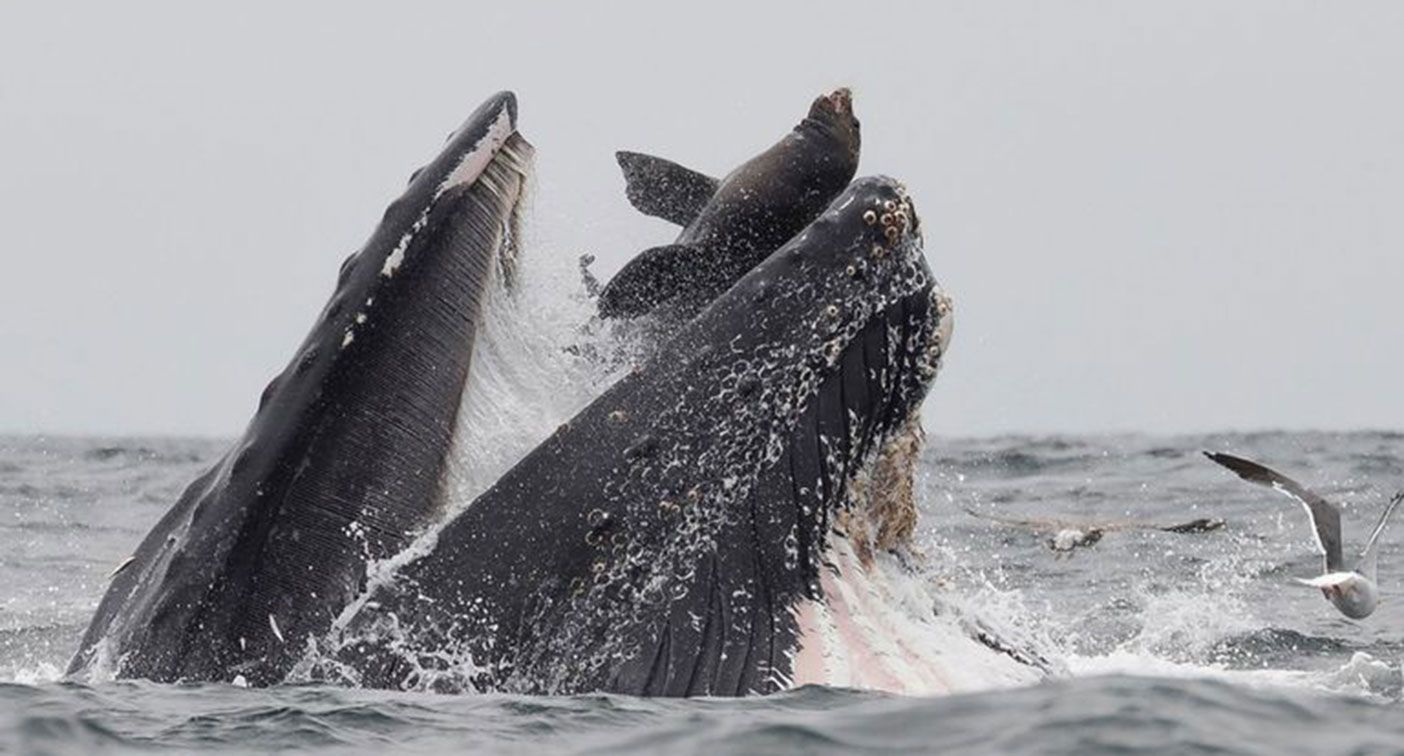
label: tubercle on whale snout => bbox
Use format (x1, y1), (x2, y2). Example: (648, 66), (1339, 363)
(778, 178), (932, 367)
(795, 177), (920, 276)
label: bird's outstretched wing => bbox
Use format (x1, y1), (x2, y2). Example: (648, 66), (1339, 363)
(1292, 572), (1357, 588)
(1204, 451), (1343, 572)
(1356, 491), (1404, 581)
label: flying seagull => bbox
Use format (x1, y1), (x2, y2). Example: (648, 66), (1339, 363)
(960, 505), (1224, 555)
(1204, 451), (1404, 620)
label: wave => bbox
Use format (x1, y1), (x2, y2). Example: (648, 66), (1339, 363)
(2, 676), (1401, 755)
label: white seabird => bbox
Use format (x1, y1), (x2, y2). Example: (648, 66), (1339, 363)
(1205, 450), (1404, 620)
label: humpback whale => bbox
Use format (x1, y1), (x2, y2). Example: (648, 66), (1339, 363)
(597, 88), (861, 325)
(327, 176), (975, 695)
(68, 92), (534, 684)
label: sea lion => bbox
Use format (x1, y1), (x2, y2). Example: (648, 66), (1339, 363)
(597, 88), (861, 325)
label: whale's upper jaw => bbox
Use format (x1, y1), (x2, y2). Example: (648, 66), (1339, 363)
(608, 176), (949, 695)
(68, 93), (535, 685)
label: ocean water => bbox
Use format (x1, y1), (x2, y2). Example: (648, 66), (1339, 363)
(3, 431), (1404, 755)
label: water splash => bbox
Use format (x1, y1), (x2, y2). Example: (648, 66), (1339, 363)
(441, 235), (627, 509)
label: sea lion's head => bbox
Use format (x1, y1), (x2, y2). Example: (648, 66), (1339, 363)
(803, 87), (861, 163)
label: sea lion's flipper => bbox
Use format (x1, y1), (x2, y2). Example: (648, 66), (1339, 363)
(598, 243), (703, 318)
(616, 151), (719, 227)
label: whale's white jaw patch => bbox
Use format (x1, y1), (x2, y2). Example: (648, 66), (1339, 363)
(379, 216), (426, 279)
(380, 103), (524, 281)
(439, 105), (517, 195)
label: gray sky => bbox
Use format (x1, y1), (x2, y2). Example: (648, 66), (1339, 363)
(2, 2), (1401, 438)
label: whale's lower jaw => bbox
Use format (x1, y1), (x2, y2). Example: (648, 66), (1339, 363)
(66, 94), (535, 686)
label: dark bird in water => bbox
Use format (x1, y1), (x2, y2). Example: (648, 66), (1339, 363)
(1205, 451), (1403, 620)
(960, 505), (1224, 555)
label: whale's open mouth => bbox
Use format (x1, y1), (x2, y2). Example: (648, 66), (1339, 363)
(70, 91), (1044, 699)
(313, 176), (980, 697)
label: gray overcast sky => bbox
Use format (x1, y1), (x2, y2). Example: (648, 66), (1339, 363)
(1, 2), (1401, 438)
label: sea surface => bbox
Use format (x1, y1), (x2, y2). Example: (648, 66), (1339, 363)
(3, 431), (1403, 754)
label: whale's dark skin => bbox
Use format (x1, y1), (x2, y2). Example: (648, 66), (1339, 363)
(596, 88), (861, 325)
(68, 92), (534, 685)
(332, 177), (946, 696)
